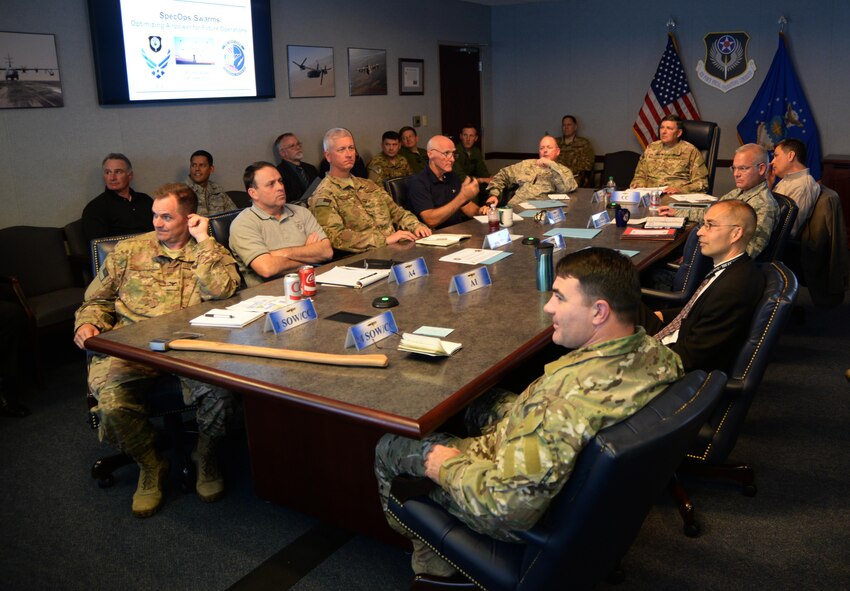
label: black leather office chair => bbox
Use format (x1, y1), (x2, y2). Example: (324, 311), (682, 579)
(388, 370), (728, 591)
(63, 218), (92, 285)
(601, 151), (641, 189)
(679, 120), (721, 194)
(226, 190), (251, 209)
(0, 226), (86, 375)
(785, 186), (849, 307)
(641, 226), (712, 307)
(384, 175), (413, 209)
(671, 261), (798, 536)
(756, 192), (798, 263)
(207, 208), (243, 250)
(86, 234), (197, 490)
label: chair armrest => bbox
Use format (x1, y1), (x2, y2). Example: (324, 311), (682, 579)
(641, 287), (687, 306)
(0, 275), (36, 323)
(512, 524), (551, 547)
(390, 475), (439, 504)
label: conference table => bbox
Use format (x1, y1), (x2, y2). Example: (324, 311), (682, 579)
(84, 188), (687, 540)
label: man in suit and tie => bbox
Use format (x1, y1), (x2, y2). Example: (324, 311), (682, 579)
(642, 199), (765, 373)
(275, 132), (319, 204)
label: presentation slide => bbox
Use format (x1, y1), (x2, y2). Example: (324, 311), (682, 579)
(119, 0), (257, 101)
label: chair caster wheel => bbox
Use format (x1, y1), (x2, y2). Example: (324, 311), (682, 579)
(684, 522), (701, 538)
(742, 484), (757, 497)
(97, 475), (115, 488)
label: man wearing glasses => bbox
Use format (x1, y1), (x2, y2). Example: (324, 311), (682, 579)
(408, 135), (482, 229)
(275, 132), (319, 204)
(484, 135), (577, 207)
(658, 143), (779, 258)
(642, 199), (765, 373)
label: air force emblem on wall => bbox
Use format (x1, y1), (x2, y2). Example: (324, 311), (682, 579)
(222, 41), (246, 76)
(142, 36), (171, 79)
(697, 32), (756, 93)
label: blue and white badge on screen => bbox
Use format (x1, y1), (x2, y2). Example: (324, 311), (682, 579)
(449, 266), (492, 294)
(264, 299), (317, 334)
(482, 228), (511, 249)
(345, 311), (399, 350)
(588, 210), (611, 229)
(389, 257), (428, 284)
(545, 207), (566, 224)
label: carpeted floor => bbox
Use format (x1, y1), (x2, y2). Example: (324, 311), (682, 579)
(1, 288), (848, 590)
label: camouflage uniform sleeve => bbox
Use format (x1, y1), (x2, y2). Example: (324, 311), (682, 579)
(630, 149), (651, 187)
(367, 157), (382, 184)
(548, 161), (578, 193)
(192, 238), (240, 300)
(310, 190), (388, 252)
(578, 138), (596, 174)
(681, 146), (709, 193)
(74, 245), (129, 333)
(487, 164), (515, 197)
(745, 191), (779, 258)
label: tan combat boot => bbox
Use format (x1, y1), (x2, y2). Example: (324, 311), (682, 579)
(192, 435), (224, 502)
(132, 448), (169, 518)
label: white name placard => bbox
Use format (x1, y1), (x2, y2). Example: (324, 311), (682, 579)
(449, 266), (492, 294)
(390, 257), (428, 284)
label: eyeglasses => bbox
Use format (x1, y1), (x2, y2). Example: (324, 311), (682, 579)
(728, 164), (762, 173)
(430, 149), (457, 160)
(702, 221), (741, 231)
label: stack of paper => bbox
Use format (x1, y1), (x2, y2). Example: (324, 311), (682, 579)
(190, 308), (266, 328)
(315, 266), (391, 288)
(398, 333), (462, 357)
(644, 216), (686, 229)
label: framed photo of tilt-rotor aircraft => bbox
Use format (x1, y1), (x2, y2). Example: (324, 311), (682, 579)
(287, 45), (334, 98)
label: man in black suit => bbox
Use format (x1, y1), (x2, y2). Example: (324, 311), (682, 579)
(642, 200), (765, 373)
(275, 132), (319, 204)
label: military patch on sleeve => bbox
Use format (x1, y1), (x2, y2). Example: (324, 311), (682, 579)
(97, 266), (110, 281)
(313, 198), (332, 207)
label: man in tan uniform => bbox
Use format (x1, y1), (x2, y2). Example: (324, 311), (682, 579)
(630, 114), (708, 194)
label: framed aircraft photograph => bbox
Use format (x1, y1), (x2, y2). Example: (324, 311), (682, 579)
(398, 58), (424, 96)
(348, 48), (387, 96)
(287, 45), (334, 98)
(0, 31), (63, 109)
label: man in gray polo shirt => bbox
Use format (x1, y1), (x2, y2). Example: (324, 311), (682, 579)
(229, 161), (333, 287)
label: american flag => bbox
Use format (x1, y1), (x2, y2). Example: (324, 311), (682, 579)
(633, 34), (701, 148)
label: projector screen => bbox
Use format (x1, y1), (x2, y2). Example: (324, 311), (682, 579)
(88, 0), (275, 104)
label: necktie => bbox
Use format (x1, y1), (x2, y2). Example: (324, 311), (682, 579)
(653, 267), (721, 342)
(295, 165), (308, 188)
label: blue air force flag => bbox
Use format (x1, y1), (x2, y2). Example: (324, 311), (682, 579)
(737, 34), (822, 179)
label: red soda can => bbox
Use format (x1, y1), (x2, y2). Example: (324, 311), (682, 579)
(299, 265), (316, 297)
(284, 273), (302, 301)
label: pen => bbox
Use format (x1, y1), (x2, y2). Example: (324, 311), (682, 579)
(205, 313), (234, 318)
(359, 272), (378, 281)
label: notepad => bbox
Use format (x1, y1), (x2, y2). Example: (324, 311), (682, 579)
(189, 308), (265, 328)
(398, 333), (462, 357)
(314, 266), (391, 288)
(416, 233), (471, 247)
(644, 216), (686, 229)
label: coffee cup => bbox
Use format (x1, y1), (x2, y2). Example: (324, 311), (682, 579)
(615, 207), (631, 227)
(498, 207), (514, 227)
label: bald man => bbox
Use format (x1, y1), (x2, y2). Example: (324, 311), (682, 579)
(485, 135), (577, 207)
(407, 135), (481, 229)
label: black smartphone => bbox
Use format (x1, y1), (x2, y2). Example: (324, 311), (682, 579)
(326, 311), (372, 324)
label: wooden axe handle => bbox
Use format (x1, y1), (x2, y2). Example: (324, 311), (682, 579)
(166, 339), (388, 368)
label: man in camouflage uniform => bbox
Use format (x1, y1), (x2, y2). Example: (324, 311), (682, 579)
(556, 115), (595, 187)
(367, 130), (413, 186)
(309, 128), (431, 253)
(630, 114), (709, 194)
(658, 143), (778, 259)
(375, 248), (684, 579)
(74, 182), (241, 518)
(485, 135), (578, 207)
(186, 149), (237, 216)
(399, 126), (427, 174)
(452, 125), (491, 184)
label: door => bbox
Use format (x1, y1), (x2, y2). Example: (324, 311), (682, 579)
(439, 45), (482, 144)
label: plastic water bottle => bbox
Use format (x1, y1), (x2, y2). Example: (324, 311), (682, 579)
(605, 176), (616, 206)
(488, 204), (500, 233)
